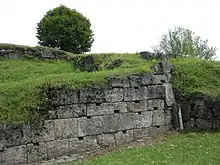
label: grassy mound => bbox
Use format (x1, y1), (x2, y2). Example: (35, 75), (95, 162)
(1, 44), (220, 124)
(72, 132), (220, 165)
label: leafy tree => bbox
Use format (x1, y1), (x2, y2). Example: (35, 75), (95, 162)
(153, 27), (216, 59)
(36, 5), (94, 54)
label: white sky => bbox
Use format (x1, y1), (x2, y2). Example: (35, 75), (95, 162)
(0, 0), (220, 59)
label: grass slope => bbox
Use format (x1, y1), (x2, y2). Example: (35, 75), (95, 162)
(0, 54), (156, 124)
(73, 132), (220, 165)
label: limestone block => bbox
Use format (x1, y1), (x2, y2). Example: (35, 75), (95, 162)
(78, 116), (103, 136)
(47, 139), (69, 160)
(115, 130), (134, 145)
(141, 74), (167, 85)
(195, 118), (212, 130)
(50, 88), (78, 106)
(135, 111), (153, 128)
(120, 113), (136, 130)
(87, 103), (114, 116)
(129, 75), (142, 87)
(97, 134), (115, 147)
(102, 114), (122, 133)
(54, 118), (78, 139)
(127, 101), (147, 112)
(27, 142), (47, 164)
(152, 110), (165, 126)
(147, 85), (166, 99)
(150, 125), (172, 136)
(69, 136), (98, 153)
(104, 88), (124, 102)
(109, 77), (130, 87)
(164, 84), (175, 107)
(147, 99), (165, 111)
(133, 127), (150, 139)
(57, 104), (86, 119)
(124, 87), (144, 101)
(114, 102), (127, 113)
(79, 88), (104, 103)
(4, 145), (27, 165)
(213, 101), (220, 116)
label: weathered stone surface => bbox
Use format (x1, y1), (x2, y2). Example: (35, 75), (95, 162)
(50, 88), (78, 106)
(114, 102), (127, 113)
(69, 136), (98, 153)
(152, 62), (173, 74)
(54, 118), (78, 139)
(181, 103), (191, 120)
(135, 111), (153, 128)
(87, 103), (114, 116)
(102, 114), (122, 133)
(47, 139), (69, 160)
(212, 101), (220, 116)
(184, 118), (195, 130)
(120, 113), (136, 130)
(109, 77), (130, 87)
(78, 116), (103, 136)
(27, 142), (47, 163)
(115, 130), (134, 145)
(150, 125), (172, 136)
(141, 74), (167, 85)
(152, 110), (165, 126)
(133, 127), (150, 139)
(97, 134), (115, 147)
(127, 101), (147, 112)
(195, 118), (212, 130)
(147, 99), (165, 111)
(129, 75), (142, 87)
(57, 104), (86, 119)
(164, 84), (175, 107)
(4, 145), (27, 165)
(124, 87), (145, 101)
(79, 88), (104, 103)
(147, 85), (166, 99)
(104, 88), (124, 102)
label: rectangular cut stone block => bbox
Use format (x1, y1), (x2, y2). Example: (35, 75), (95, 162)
(4, 145), (27, 165)
(147, 85), (166, 99)
(97, 134), (115, 147)
(127, 101), (147, 112)
(147, 99), (165, 111)
(129, 75), (142, 87)
(54, 118), (78, 139)
(135, 111), (153, 128)
(104, 88), (124, 102)
(124, 88), (143, 101)
(78, 116), (103, 136)
(120, 113), (136, 130)
(79, 88), (104, 103)
(47, 139), (69, 160)
(133, 127), (150, 139)
(115, 130), (134, 145)
(50, 88), (78, 106)
(152, 110), (165, 126)
(141, 74), (167, 85)
(57, 104), (86, 119)
(114, 102), (127, 113)
(164, 84), (175, 107)
(102, 114), (122, 133)
(27, 142), (47, 164)
(150, 125), (172, 136)
(109, 77), (130, 87)
(69, 136), (98, 154)
(31, 120), (55, 143)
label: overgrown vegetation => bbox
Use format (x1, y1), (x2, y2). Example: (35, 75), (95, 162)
(72, 132), (220, 165)
(1, 43), (220, 124)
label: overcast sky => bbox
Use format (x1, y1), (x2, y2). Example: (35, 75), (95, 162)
(0, 0), (220, 59)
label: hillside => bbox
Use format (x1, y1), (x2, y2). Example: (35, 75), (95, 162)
(1, 44), (220, 124)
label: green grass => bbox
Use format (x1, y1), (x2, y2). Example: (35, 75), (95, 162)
(1, 44), (220, 124)
(0, 54), (156, 124)
(72, 132), (220, 165)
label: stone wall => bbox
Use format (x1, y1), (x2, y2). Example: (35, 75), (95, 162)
(181, 99), (220, 130)
(0, 62), (175, 165)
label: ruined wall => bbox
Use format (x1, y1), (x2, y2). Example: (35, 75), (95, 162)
(0, 62), (175, 165)
(181, 99), (220, 130)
